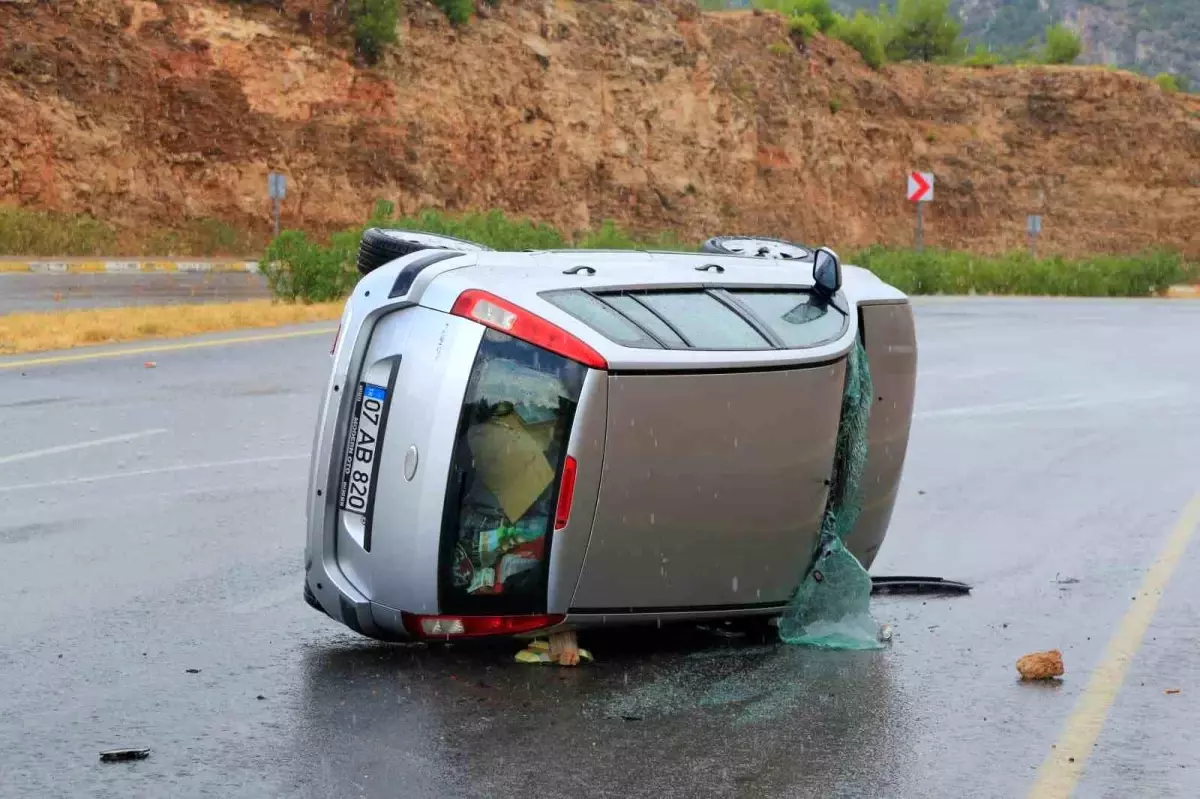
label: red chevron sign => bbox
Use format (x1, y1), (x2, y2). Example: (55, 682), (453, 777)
(907, 171), (934, 202)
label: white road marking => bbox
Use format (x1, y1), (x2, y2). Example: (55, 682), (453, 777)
(0, 453), (307, 492)
(1028, 492), (1200, 797)
(916, 390), (1176, 420)
(0, 429), (168, 466)
(917, 367), (1012, 381)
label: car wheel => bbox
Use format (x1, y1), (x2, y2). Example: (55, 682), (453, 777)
(356, 228), (491, 276)
(699, 235), (812, 261)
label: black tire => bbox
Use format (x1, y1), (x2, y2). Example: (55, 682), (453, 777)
(356, 228), (490, 276)
(699, 235), (811, 261)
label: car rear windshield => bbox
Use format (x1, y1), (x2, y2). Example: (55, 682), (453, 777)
(438, 328), (586, 615)
(541, 288), (847, 351)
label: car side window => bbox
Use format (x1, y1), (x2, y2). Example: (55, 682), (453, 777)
(727, 291), (846, 348)
(635, 292), (771, 349)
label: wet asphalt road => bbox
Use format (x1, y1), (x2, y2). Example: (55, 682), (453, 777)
(0, 273), (270, 314)
(1, 299), (1199, 799)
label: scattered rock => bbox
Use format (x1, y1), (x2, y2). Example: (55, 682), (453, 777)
(185, 668), (200, 674)
(1017, 649), (1064, 680)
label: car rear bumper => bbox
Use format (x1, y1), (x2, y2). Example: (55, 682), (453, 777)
(302, 572), (786, 641)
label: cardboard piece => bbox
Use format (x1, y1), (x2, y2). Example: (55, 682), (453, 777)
(466, 410), (556, 523)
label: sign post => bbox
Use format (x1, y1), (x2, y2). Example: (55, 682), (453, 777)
(907, 171), (933, 252)
(1027, 214), (1042, 259)
(268, 171), (287, 238)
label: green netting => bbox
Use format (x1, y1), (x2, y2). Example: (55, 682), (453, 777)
(779, 336), (883, 650)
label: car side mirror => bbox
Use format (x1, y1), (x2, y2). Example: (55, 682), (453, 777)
(813, 247), (841, 297)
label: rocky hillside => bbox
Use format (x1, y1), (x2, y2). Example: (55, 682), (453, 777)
(1, 0), (1198, 257)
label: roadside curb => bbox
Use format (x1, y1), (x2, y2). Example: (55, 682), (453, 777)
(0, 260), (260, 274)
(1165, 284), (1200, 299)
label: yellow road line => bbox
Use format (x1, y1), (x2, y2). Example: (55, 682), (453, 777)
(0, 327), (336, 370)
(1028, 492), (1200, 798)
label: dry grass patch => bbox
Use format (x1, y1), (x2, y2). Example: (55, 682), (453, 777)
(0, 299), (342, 356)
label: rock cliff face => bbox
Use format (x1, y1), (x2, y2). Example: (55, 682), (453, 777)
(2, 0), (1198, 256)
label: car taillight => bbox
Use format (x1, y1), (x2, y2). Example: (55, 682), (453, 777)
(554, 455), (577, 530)
(401, 613), (566, 639)
(450, 289), (607, 370)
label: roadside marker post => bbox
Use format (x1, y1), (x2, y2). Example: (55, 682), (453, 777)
(268, 172), (287, 238)
(907, 171), (933, 252)
(1027, 214), (1043, 259)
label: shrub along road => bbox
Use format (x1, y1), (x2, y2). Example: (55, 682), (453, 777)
(1, 298), (1198, 798)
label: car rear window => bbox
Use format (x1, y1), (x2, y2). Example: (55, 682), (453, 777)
(541, 288), (846, 351)
(439, 329), (585, 614)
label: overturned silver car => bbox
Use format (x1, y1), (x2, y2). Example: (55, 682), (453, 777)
(303, 232), (916, 642)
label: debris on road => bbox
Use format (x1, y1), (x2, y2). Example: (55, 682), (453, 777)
(515, 639), (593, 666)
(878, 624), (894, 642)
(1016, 649), (1065, 680)
(185, 668), (201, 674)
(1165, 688), (1181, 695)
(100, 748), (150, 763)
(871, 576), (972, 596)
(144, 361), (157, 368)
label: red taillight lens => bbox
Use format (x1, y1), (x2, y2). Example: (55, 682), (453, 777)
(450, 289), (607, 369)
(401, 613), (566, 639)
(554, 455), (578, 530)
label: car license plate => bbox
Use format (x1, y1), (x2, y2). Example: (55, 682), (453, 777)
(338, 383), (388, 518)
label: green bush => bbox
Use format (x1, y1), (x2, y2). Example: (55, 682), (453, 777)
(756, 0), (838, 32)
(832, 10), (887, 69)
(261, 205), (1198, 303)
(0, 206), (117, 256)
(261, 229), (361, 302)
(1041, 23), (1082, 65)
(1155, 72), (1180, 93)
(576, 219), (695, 251)
(433, 0), (474, 26)
(848, 246), (1196, 297)
(391, 208), (566, 250)
(884, 0), (965, 63)
(144, 218), (260, 256)
(787, 14), (820, 43)
(349, 0), (398, 63)
(960, 43), (1004, 66)
(768, 40), (794, 56)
